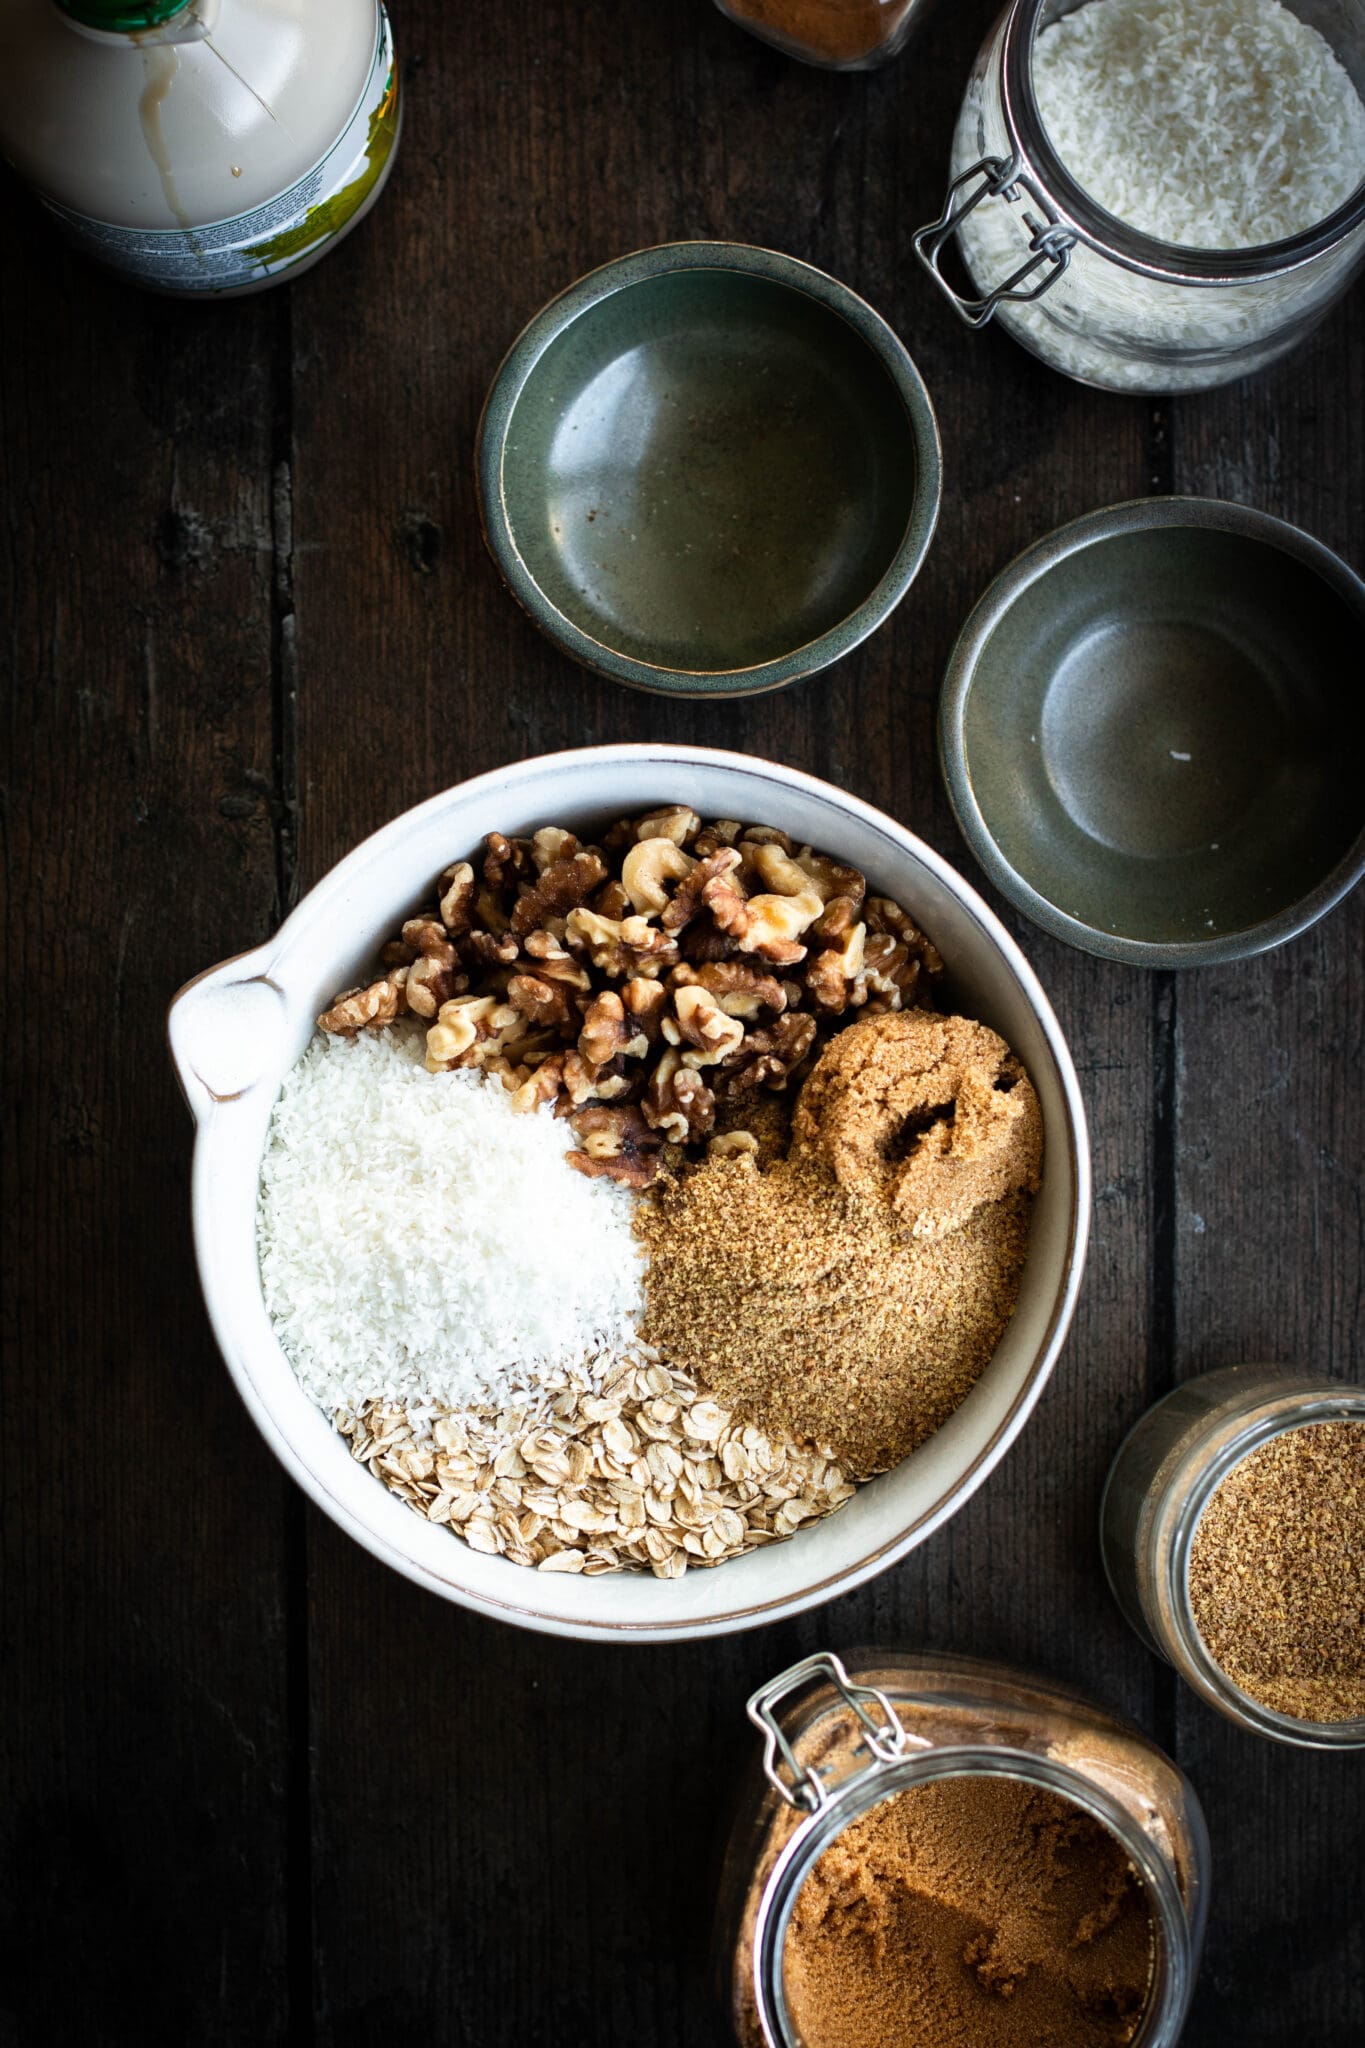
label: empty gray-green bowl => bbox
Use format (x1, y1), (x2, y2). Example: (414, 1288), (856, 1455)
(940, 499), (1365, 967)
(476, 242), (942, 697)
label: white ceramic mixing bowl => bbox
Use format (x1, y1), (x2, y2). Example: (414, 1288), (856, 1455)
(169, 744), (1090, 1640)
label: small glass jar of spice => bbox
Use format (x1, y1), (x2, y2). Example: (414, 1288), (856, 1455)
(717, 1649), (1208, 2048)
(712, 0), (924, 70)
(1101, 1365), (1365, 1749)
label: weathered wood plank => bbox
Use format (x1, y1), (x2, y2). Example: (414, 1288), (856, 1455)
(0, 215), (292, 2041)
(1170, 295), (1365, 2048)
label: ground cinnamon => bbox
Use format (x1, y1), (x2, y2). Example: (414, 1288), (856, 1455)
(717, 0), (918, 69)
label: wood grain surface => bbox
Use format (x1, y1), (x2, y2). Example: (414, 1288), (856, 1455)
(2, 3), (1361, 2043)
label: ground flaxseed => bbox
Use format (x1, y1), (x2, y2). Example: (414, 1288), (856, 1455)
(1187, 1418), (1365, 1723)
(638, 1010), (1041, 1477)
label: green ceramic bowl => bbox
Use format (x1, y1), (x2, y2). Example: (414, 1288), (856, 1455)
(476, 242), (941, 697)
(940, 500), (1365, 967)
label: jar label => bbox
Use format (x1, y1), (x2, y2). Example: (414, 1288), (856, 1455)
(39, 6), (398, 294)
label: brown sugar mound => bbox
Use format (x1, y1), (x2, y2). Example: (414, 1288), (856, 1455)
(638, 1010), (1041, 1477)
(792, 1009), (1042, 1240)
(1188, 1419), (1365, 1723)
(783, 1776), (1155, 2048)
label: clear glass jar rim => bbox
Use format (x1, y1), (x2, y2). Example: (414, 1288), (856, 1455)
(752, 1747), (1197, 2048)
(1165, 1393), (1365, 1748)
(1001, 0), (1365, 283)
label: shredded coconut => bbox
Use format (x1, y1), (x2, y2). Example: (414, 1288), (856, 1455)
(1033, 0), (1365, 249)
(950, 0), (1365, 391)
(257, 1024), (646, 1415)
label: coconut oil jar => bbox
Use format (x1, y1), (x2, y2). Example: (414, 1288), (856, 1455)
(717, 1650), (1208, 2048)
(914, 0), (1365, 393)
(0, 0), (400, 295)
(1101, 1365), (1365, 1748)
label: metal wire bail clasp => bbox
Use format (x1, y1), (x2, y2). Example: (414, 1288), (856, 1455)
(913, 155), (1076, 328)
(746, 1651), (920, 1813)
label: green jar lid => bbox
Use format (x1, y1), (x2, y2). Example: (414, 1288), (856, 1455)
(58, 0), (192, 29)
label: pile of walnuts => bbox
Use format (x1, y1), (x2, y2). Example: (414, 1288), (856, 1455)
(318, 805), (942, 1187)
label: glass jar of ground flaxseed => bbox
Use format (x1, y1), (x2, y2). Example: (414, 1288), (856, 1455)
(1101, 1365), (1365, 1749)
(717, 1649), (1208, 2048)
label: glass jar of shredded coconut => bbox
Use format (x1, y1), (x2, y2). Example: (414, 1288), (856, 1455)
(914, 0), (1365, 392)
(717, 1649), (1209, 2047)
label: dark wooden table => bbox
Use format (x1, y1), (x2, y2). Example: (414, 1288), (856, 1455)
(3, 3), (1363, 2042)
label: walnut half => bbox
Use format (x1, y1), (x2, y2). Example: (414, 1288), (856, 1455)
(565, 1105), (664, 1188)
(319, 969), (409, 1035)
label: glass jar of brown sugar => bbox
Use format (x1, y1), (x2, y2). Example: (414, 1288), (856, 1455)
(716, 1649), (1208, 2048)
(1101, 1365), (1365, 1749)
(712, 0), (925, 70)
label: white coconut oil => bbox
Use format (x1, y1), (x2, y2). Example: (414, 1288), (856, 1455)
(0, 0), (400, 295)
